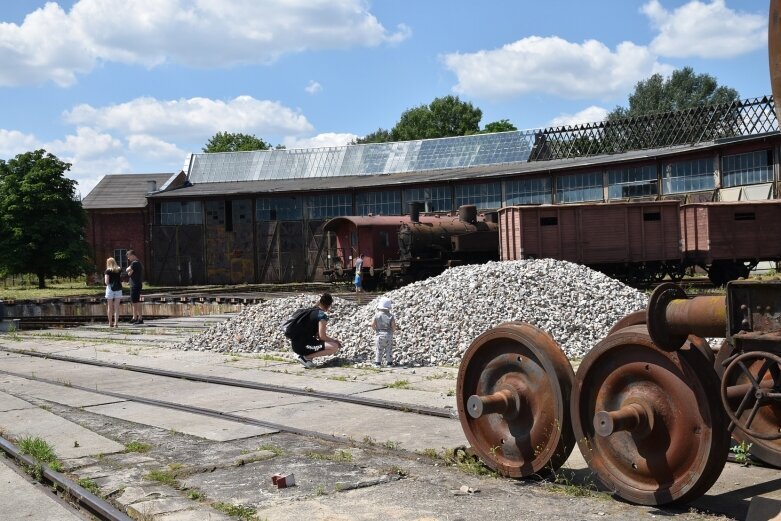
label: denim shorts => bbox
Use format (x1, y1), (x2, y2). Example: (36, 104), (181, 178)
(105, 288), (122, 300)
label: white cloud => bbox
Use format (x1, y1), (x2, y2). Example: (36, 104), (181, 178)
(282, 132), (358, 149)
(643, 0), (766, 59)
(305, 80), (323, 94)
(0, 0), (410, 87)
(0, 129), (40, 158)
(64, 95), (314, 139)
(128, 134), (187, 161)
(548, 106), (610, 127)
(443, 36), (669, 100)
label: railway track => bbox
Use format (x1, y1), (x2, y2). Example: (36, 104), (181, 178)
(0, 434), (131, 520)
(0, 347), (454, 419)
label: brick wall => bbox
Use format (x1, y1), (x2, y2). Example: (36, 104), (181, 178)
(86, 210), (148, 278)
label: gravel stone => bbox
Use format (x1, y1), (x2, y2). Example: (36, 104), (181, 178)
(173, 259), (649, 365)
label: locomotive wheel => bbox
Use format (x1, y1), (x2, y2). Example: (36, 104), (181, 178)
(572, 325), (730, 505)
(456, 322), (575, 477)
(716, 343), (781, 467)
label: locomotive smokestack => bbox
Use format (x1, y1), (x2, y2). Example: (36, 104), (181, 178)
(458, 204), (477, 224)
(409, 201), (424, 223)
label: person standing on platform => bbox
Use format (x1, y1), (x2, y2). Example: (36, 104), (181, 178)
(126, 250), (144, 325)
(104, 257), (123, 327)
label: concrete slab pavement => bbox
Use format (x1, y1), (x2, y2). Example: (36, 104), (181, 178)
(0, 460), (83, 521)
(0, 395), (125, 458)
(85, 401), (276, 441)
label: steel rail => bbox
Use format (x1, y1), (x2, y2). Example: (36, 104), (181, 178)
(0, 368), (356, 446)
(0, 435), (132, 521)
(0, 347), (455, 419)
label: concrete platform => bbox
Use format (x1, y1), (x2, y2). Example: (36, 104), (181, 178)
(0, 460), (83, 520)
(0, 393), (124, 458)
(85, 401), (276, 441)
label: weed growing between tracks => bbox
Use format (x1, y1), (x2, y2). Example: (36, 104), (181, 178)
(387, 379), (412, 389)
(306, 449), (353, 462)
(212, 501), (258, 520)
(124, 441), (151, 453)
(17, 435), (63, 480)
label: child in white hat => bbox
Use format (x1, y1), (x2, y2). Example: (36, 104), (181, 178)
(371, 296), (397, 367)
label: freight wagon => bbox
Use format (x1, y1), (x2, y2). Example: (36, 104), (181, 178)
(499, 200), (781, 285)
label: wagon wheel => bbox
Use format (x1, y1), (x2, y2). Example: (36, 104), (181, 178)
(721, 351), (781, 440)
(457, 322), (575, 478)
(716, 343), (781, 467)
(572, 325), (730, 505)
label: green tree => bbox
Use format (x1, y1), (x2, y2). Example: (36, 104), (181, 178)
(481, 119), (517, 133)
(0, 150), (90, 288)
(353, 128), (392, 144)
(608, 67), (740, 120)
(202, 132), (272, 153)
(391, 95), (482, 141)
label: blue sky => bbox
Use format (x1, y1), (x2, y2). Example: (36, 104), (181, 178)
(0, 0), (771, 197)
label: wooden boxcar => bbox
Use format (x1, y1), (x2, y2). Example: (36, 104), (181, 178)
(681, 200), (781, 285)
(498, 201), (683, 283)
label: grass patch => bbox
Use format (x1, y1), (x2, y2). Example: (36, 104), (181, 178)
(543, 468), (607, 499)
(327, 375), (348, 382)
(424, 371), (453, 380)
(78, 478), (101, 495)
(305, 449), (353, 463)
(17, 436), (62, 480)
(145, 466), (182, 488)
(256, 444), (283, 456)
(187, 489), (205, 501)
(418, 448), (439, 460)
(212, 502), (257, 520)
(387, 379), (412, 389)
(441, 448), (497, 477)
(124, 441), (151, 453)
(252, 353), (289, 363)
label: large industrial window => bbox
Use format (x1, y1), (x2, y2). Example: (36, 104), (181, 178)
(454, 182), (501, 210)
(159, 201), (203, 225)
(205, 200), (225, 226)
(113, 248), (128, 269)
(356, 190), (402, 216)
(256, 197), (303, 220)
(556, 172), (603, 203)
(307, 193), (353, 219)
(403, 186), (452, 212)
(662, 158), (715, 194)
(722, 150), (773, 188)
(505, 177), (552, 205)
(232, 199), (252, 225)
(608, 165), (657, 199)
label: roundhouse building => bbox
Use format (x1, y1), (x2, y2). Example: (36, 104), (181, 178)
(140, 96), (780, 285)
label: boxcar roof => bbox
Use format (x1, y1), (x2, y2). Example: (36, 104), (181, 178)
(499, 200), (683, 212)
(83, 173), (177, 209)
(148, 136), (770, 199)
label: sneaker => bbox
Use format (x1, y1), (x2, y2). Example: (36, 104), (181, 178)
(129, 318), (138, 324)
(135, 320), (144, 325)
(297, 355), (315, 369)
(373, 362), (382, 368)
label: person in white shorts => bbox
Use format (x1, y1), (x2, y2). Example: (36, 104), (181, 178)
(104, 257), (123, 327)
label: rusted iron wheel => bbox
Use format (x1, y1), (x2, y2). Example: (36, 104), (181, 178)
(456, 322), (575, 477)
(716, 342), (781, 468)
(572, 325), (730, 505)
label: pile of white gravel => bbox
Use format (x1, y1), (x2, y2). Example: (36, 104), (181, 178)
(173, 259), (649, 366)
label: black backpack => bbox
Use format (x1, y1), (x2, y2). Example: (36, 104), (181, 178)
(281, 307), (316, 339)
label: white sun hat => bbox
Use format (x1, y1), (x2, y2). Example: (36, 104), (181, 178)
(376, 296), (393, 311)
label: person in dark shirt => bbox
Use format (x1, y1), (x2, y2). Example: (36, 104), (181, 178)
(290, 293), (342, 368)
(126, 249), (144, 324)
(104, 257), (123, 327)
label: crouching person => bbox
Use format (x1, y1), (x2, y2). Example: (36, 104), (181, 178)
(290, 293), (342, 369)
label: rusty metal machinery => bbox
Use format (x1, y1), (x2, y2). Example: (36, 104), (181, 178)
(648, 281), (781, 468)
(456, 323), (575, 477)
(571, 324), (730, 505)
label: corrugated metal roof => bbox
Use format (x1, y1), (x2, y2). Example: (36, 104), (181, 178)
(149, 137), (760, 199)
(83, 173), (176, 209)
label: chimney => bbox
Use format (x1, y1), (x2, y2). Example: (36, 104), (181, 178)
(146, 180), (157, 193)
(409, 201), (424, 223)
(458, 204), (477, 224)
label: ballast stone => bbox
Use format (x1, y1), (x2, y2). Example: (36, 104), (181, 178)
(172, 259), (649, 366)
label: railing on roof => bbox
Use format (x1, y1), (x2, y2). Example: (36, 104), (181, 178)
(186, 95), (778, 184)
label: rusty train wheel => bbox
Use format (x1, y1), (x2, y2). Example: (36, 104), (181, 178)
(572, 325), (730, 505)
(716, 342), (781, 468)
(456, 322), (575, 477)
